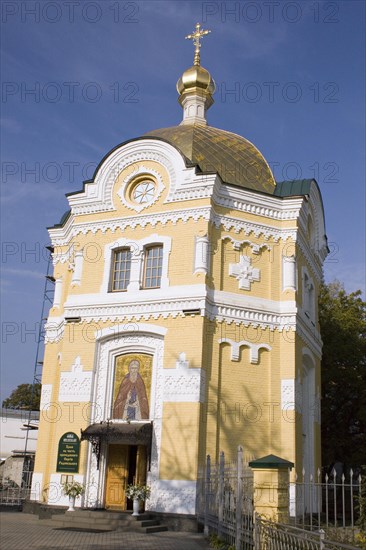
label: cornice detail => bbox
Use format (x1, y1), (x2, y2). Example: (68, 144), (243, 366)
(214, 185), (304, 221)
(49, 207), (299, 247)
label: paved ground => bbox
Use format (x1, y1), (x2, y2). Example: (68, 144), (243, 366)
(0, 512), (211, 550)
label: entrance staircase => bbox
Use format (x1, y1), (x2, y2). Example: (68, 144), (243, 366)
(40, 509), (168, 533)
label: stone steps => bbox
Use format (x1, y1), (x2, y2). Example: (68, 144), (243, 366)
(43, 509), (168, 533)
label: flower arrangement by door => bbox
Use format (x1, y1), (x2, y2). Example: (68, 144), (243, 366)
(126, 484), (151, 516)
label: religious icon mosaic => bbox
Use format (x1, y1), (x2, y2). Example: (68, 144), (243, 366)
(112, 354), (152, 420)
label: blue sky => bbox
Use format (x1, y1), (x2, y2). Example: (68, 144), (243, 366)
(1, 0), (365, 402)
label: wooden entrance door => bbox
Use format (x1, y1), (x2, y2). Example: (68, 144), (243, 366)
(105, 444), (129, 509)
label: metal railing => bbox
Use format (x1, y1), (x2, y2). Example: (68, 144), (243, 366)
(197, 446), (254, 550)
(291, 469), (363, 532)
(255, 517), (360, 550)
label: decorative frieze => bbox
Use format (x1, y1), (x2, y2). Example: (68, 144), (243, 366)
(58, 357), (92, 402)
(281, 379), (295, 411)
(163, 352), (206, 402)
(219, 338), (271, 364)
(40, 384), (52, 412)
(146, 479), (196, 514)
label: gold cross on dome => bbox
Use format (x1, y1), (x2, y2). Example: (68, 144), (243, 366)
(185, 23), (211, 66)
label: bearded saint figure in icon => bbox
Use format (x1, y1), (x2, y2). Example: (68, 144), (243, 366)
(113, 359), (149, 420)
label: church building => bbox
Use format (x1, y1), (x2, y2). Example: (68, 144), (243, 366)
(31, 24), (328, 515)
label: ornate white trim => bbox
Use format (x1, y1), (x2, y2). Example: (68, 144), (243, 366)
(219, 338), (271, 364)
(44, 317), (65, 343)
(146, 479), (196, 514)
(40, 384), (52, 412)
(58, 357), (92, 402)
(229, 255), (261, 290)
(212, 211), (297, 242)
(222, 235), (271, 254)
(283, 255), (297, 291)
(49, 207), (300, 249)
(100, 234), (172, 293)
(281, 379), (295, 411)
(194, 235), (210, 274)
(163, 353), (206, 402)
(215, 185), (304, 222)
(66, 139), (187, 216)
(117, 165), (165, 212)
(85, 325), (166, 509)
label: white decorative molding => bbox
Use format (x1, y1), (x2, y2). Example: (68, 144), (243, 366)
(44, 317), (65, 343)
(100, 234), (172, 294)
(296, 316), (322, 359)
(117, 165), (165, 212)
(194, 235), (210, 274)
(283, 255), (297, 291)
(302, 267), (315, 323)
(222, 235), (271, 254)
(215, 184), (304, 222)
(30, 472), (43, 502)
(49, 207), (300, 249)
(53, 277), (63, 308)
(85, 325), (166, 509)
(40, 384), (52, 412)
(58, 357), (92, 402)
(50, 207), (212, 246)
(66, 139), (187, 216)
(281, 379), (295, 411)
(229, 255), (260, 290)
(295, 374), (303, 414)
(219, 338), (271, 364)
(163, 352), (206, 402)
(52, 243), (74, 265)
(212, 211), (298, 242)
(146, 479), (196, 514)
(62, 287), (302, 333)
(71, 250), (83, 286)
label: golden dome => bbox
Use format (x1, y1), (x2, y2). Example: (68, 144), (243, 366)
(144, 124), (276, 194)
(176, 65), (215, 95)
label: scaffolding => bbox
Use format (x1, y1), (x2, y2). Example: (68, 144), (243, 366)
(21, 245), (55, 498)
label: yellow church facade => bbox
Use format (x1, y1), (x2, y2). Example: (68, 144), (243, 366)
(31, 26), (327, 514)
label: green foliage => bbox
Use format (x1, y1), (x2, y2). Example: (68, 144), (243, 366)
(356, 469), (366, 532)
(2, 383), (41, 410)
(208, 533), (234, 550)
(125, 484), (151, 501)
(319, 281), (366, 467)
(62, 481), (85, 497)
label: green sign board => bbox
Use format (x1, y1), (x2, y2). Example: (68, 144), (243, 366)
(56, 432), (80, 473)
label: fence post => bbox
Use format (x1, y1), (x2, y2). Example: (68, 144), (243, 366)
(236, 446), (243, 550)
(218, 451), (224, 538)
(319, 528), (325, 550)
(204, 454), (211, 536)
(249, 454), (294, 523)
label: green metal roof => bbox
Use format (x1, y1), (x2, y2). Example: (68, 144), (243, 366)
(274, 179), (314, 197)
(248, 454), (294, 469)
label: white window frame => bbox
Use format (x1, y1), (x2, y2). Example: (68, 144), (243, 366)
(101, 234), (171, 294)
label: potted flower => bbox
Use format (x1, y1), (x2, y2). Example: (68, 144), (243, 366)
(126, 484), (151, 516)
(62, 481), (85, 511)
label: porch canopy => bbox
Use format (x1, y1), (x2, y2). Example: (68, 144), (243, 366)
(80, 421), (153, 469)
